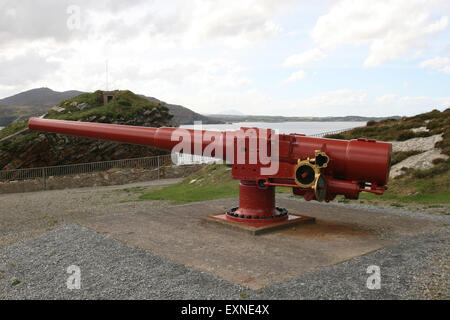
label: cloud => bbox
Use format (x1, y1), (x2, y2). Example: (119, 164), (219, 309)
(310, 0), (448, 67)
(419, 56), (450, 73)
(285, 70), (307, 82)
(0, 0), (290, 54)
(190, 0), (286, 45)
(283, 48), (326, 68)
(121, 58), (252, 88)
(297, 89), (368, 109)
(83, 0), (289, 48)
(0, 51), (59, 85)
(286, 90), (450, 117)
(0, 1), (448, 118)
(0, 0), (284, 99)
(0, 0), (147, 46)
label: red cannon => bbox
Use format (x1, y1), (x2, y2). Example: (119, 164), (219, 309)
(29, 118), (391, 227)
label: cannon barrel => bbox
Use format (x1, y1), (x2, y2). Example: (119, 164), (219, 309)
(28, 117), (391, 184)
(28, 117), (391, 225)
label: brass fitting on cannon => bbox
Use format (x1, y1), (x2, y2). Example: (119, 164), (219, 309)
(294, 150), (329, 201)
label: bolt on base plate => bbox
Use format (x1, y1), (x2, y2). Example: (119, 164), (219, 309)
(202, 213), (316, 235)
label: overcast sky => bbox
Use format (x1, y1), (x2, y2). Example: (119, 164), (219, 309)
(0, 0), (449, 117)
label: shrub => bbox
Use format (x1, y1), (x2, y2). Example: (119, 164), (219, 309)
(432, 158), (446, 165)
(118, 100), (131, 107)
(442, 146), (450, 156)
(412, 159), (450, 179)
(396, 130), (415, 141)
(325, 133), (345, 140)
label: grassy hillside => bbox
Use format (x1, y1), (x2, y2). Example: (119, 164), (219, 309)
(324, 108), (449, 206)
(0, 120), (28, 140)
(142, 95), (223, 125)
(0, 87), (222, 127)
(0, 90), (174, 169)
(325, 108), (450, 156)
(48, 90), (171, 123)
(0, 105), (44, 126)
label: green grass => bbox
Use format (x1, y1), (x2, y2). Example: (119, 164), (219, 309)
(140, 160), (449, 206)
(0, 119), (28, 139)
(140, 163), (292, 204)
(140, 164), (239, 204)
(359, 161), (450, 204)
(11, 279), (21, 286)
(47, 90), (172, 123)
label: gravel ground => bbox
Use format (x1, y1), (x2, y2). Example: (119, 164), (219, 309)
(0, 178), (446, 253)
(0, 224), (243, 299)
(257, 228), (449, 299)
(0, 181), (448, 299)
(0, 224), (447, 299)
(0, 179), (180, 250)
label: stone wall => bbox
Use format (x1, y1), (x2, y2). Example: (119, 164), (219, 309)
(0, 164), (204, 194)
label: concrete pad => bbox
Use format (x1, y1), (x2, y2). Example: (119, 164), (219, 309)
(81, 197), (443, 290)
(203, 213), (315, 235)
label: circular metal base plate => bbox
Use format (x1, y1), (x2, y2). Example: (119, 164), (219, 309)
(225, 206), (289, 224)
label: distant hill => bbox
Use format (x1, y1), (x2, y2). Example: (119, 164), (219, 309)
(0, 88), (84, 125)
(217, 109), (244, 115)
(207, 114), (401, 123)
(141, 95), (222, 125)
(0, 87), (223, 126)
(0, 87), (409, 127)
(0, 87), (83, 107)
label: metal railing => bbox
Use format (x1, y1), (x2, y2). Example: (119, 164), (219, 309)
(0, 153), (218, 184)
(175, 153), (221, 165)
(308, 127), (358, 138)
